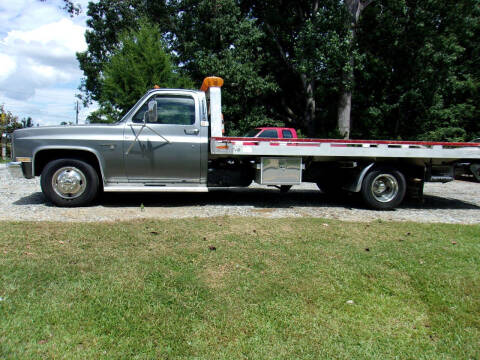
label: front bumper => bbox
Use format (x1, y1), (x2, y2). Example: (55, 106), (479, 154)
(7, 161), (33, 179)
(7, 161), (24, 178)
(7, 162), (22, 178)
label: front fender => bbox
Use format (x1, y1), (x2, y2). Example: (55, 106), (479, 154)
(33, 146), (106, 183)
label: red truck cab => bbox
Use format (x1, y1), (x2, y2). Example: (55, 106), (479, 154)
(244, 127), (298, 139)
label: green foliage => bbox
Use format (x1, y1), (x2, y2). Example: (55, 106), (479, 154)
(89, 21), (193, 123)
(245, 0), (353, 136)
(173, 0), (279, 134)
(0, 105), (23, 134)
(1, 107), (34, 158)
(85, 104), (119, 124)
(293, 1), (351, 86)
(77, 0), (480, 139)
(420, 127), (467, 143)
(77, 0), (150, 105)
(354, 0), (480, 140)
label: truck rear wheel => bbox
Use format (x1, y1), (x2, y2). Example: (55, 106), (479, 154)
(41, 158), (99, 207)
(361, 167), (406, 210)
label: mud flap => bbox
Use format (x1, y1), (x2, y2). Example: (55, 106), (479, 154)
(406, 178), (425, 204)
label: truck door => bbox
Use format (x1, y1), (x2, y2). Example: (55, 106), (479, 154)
(124, 94), (201, 183)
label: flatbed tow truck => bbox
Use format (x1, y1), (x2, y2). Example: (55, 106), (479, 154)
(8, 77), (480, 209)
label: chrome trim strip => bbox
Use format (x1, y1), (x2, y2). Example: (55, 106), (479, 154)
(104, 186), (208, 193)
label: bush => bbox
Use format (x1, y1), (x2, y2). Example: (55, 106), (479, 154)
(419, 127), (467, 142)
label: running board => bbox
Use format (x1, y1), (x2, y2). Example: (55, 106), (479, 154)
(104, 185), (208, 193)
(427, 176), (454, 183)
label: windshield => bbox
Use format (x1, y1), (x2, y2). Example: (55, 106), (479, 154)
(244, 129), (260, 137)
(117, 92), (152, 123)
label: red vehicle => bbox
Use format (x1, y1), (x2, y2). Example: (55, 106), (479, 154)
(244, 127), (297, 139)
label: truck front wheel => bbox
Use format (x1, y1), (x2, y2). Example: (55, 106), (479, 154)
(41, 158), (99, 207)
(361, 168), (406, 210)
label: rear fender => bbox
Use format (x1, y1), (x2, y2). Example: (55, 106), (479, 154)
(344, 163), (375, 192)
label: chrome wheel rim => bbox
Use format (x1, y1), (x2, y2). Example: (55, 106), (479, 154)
(52, 166), (87, 199)
(371, 174), (398, 203)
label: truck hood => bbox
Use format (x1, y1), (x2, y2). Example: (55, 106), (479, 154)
(13, 123), (121, 140)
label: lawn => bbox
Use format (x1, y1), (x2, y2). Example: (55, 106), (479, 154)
(0, 218), (479, 359)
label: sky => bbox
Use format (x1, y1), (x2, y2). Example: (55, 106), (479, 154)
(0, 0), (97, 126)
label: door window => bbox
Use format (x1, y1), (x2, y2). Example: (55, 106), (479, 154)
(282, 130), (293, 138)
(132, 95), (195, 125)
(257, 129), (278, 138)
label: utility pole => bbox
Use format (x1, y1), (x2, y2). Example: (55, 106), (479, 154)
(1, 112), (6, 160)
(1, 133), (6, 160)
(75, 100), (79, 125)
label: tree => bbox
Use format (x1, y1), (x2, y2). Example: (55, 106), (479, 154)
(39, 0), (82, 16)
(88, 21), (193, 123)
(0, 105), (22, 134)
(78, 0), (351, 135)
(77, 0), (480, 140)
(1, 106), (32, 159)
(77, 1), (157, 107)
(353, 0), (480, 141)
(21, 117), (34, 128)
(172, 0), (279, 135)
(244, 0), (351, 137)
(78, 0), (279, 133)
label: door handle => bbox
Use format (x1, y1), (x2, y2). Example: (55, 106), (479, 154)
(184, 128), (200, 135)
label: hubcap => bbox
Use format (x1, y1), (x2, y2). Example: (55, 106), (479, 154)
(52, 167), (87, 199)
(371, 174), (398, 203)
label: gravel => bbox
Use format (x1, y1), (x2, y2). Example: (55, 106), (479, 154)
(1, 167), (480, 223)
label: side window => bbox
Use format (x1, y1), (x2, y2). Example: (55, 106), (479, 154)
(257, 129), (278, 138)
(282, 130), (293, 138)
(132, 103), (148, 123)
(132, 95), (195, 125)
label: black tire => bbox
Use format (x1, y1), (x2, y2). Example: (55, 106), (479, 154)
(280, 185), (292, 193)
(41, 158), (100, 207)
(361, 167), (406, 210)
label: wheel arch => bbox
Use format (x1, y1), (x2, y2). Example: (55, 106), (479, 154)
(33, 147), (105, 183)
(348, 161), (426, 193)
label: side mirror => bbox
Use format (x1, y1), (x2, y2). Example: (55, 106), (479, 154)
(147, 100), (157, 123)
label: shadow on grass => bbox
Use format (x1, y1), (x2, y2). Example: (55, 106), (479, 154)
(13, 187), (480, 211)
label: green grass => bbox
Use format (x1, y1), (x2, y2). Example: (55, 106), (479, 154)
(0, 218), (479, 359)
(0, 157), (11, 164)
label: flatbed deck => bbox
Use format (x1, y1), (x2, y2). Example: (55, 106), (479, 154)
(211, 137), (480, 161)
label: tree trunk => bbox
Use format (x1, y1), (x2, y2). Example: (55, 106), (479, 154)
(301, 74), (316, 137)
(338, 84), (352, 139)
(338, 0), (373, 139)
(337, 33), (355, 139)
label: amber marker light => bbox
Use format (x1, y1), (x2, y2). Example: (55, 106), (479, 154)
(200, 77), (224, 92)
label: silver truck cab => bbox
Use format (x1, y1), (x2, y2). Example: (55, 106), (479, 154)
(9, 88), (210, 206)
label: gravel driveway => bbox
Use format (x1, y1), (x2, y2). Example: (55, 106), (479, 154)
(1, 166), (480, 223)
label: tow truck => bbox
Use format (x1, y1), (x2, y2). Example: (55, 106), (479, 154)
(8, 77), (480, 209)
